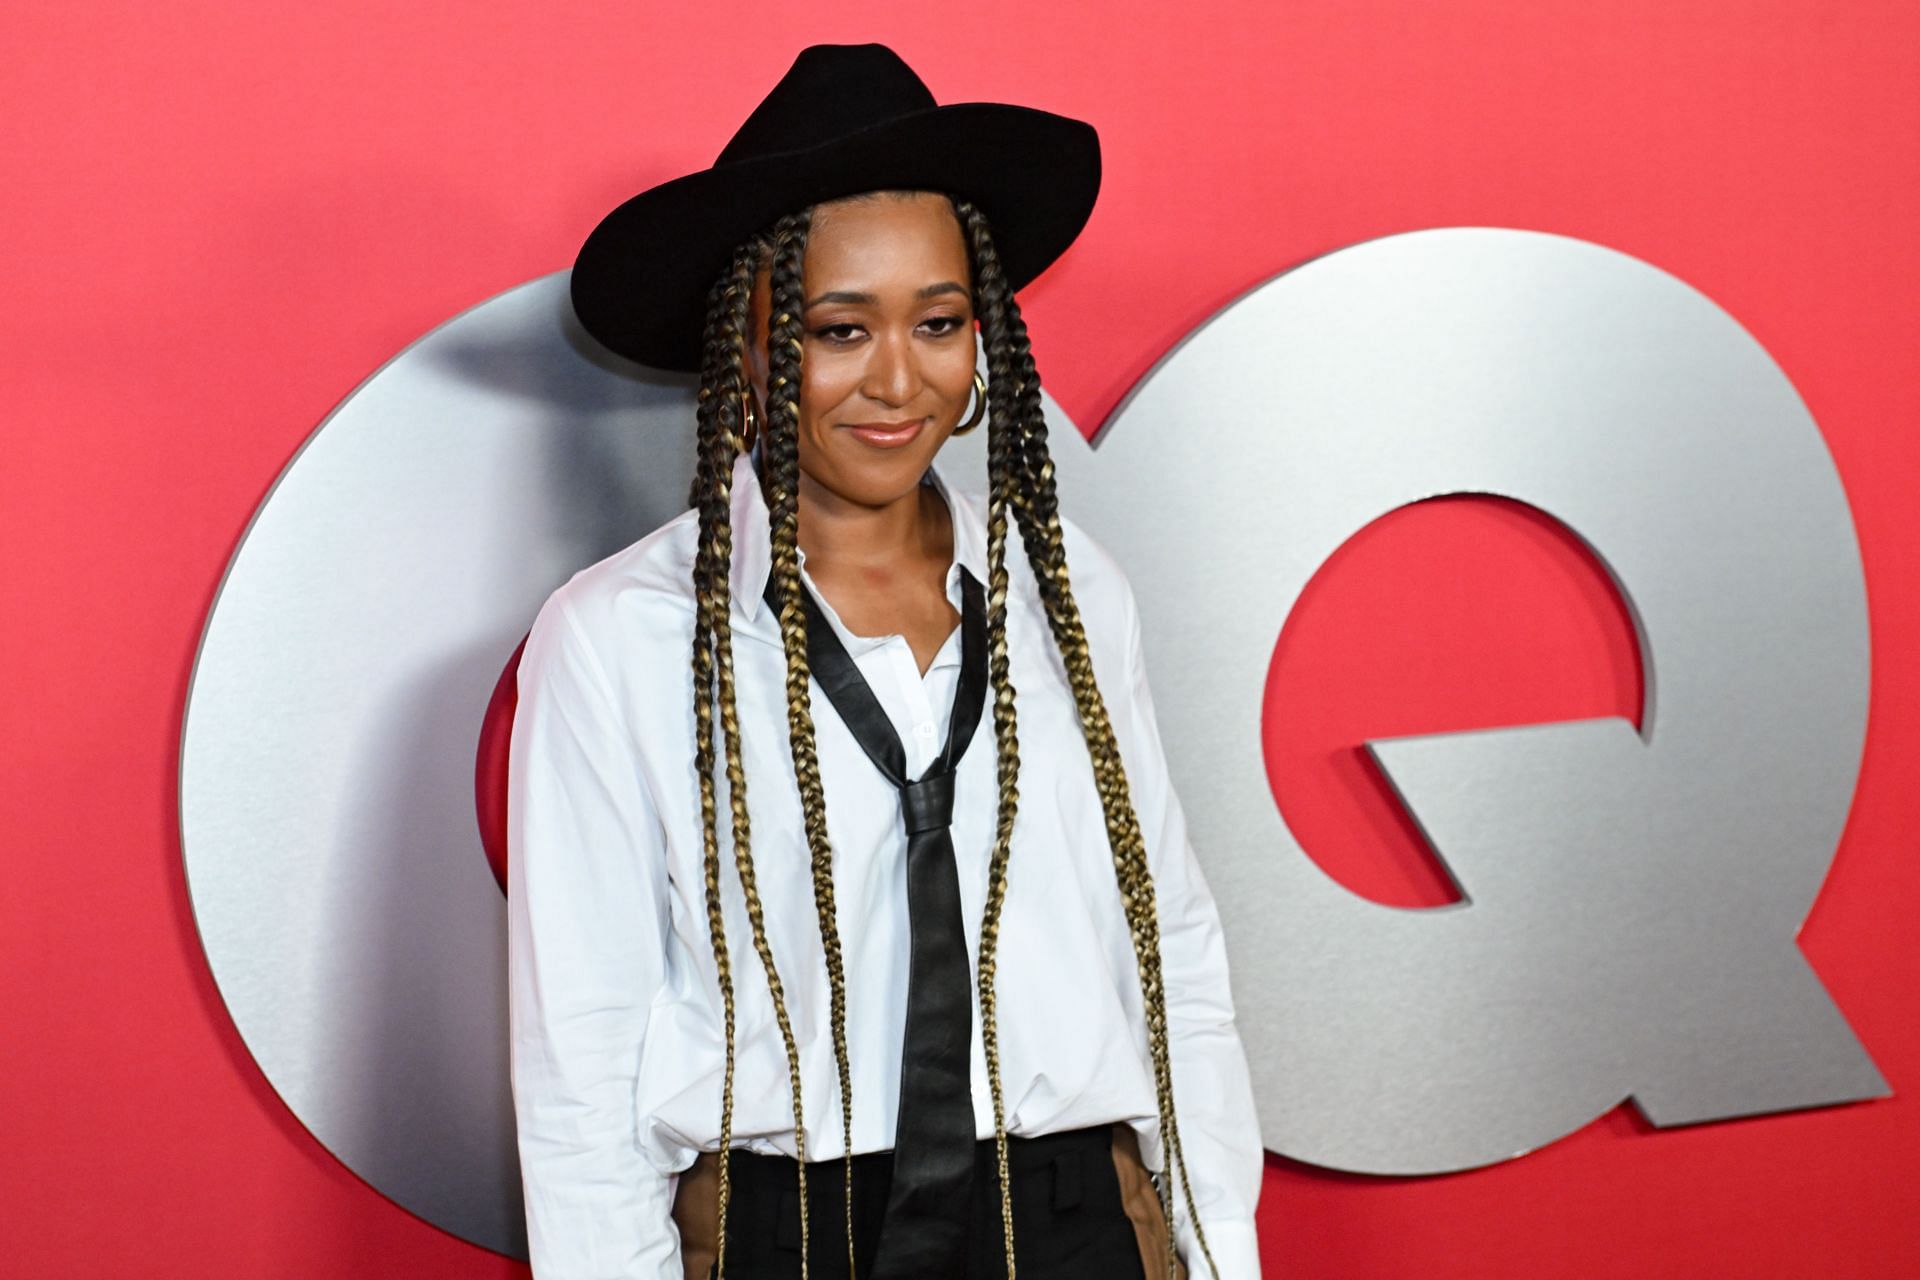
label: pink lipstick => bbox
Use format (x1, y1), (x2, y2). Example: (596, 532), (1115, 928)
(843, 416), (928, 448)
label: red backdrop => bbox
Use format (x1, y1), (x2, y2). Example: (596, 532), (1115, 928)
(4, 2), (1917, 1275)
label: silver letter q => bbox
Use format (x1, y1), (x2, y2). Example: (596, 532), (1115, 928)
(953, 226), (1888, 1174)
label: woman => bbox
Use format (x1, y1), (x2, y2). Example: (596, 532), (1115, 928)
(509, 43), (1262, 1280)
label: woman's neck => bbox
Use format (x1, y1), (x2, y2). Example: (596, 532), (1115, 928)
(782, 465), (949, 583)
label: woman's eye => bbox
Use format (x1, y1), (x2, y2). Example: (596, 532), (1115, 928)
(810, 317), (967, 343)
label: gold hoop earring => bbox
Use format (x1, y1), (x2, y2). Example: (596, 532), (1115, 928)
(951, 369), (988, 436)
(736, 386), (762, 451)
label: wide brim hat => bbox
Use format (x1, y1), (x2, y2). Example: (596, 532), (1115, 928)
(570, 42), (1101, 373)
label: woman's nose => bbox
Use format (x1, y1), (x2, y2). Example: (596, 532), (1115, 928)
(862, 329), (922, 407)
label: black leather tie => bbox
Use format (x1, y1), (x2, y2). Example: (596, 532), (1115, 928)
(762, 565), (988, 1280)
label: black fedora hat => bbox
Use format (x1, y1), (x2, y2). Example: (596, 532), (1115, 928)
(569, 42), (1101, 373)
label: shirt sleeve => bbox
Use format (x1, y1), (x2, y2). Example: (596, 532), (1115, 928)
(507, 590), (680, 1279)
(1115, 575), (1266, 1279)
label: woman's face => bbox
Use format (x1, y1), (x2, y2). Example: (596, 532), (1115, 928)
(742, 189), (978, 508)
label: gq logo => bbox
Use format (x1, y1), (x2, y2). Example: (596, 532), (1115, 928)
(180, 228), (1888, 1257)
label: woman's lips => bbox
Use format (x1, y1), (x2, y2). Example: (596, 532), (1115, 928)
(843, 416), (928, 448)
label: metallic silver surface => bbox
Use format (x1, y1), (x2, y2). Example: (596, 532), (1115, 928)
(1026, 226), (1888, 1174)
(183, 227), (1888, 1256)
(180, 277), (698, 1256)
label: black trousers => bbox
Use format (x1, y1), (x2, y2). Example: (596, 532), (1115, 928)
(709, 1124), (1147, 1279)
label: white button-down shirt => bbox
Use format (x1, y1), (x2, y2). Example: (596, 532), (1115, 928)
(508, 448), (1263, 1278)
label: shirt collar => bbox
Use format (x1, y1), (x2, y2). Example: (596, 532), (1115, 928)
(726, 447), (991, 629)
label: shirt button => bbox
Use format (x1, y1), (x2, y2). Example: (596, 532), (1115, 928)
(915, 722), (937, 740)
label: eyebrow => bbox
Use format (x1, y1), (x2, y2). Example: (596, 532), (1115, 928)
(802, 281), (971, 311)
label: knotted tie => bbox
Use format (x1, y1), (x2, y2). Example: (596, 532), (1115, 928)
(763, 564), (988, 1279)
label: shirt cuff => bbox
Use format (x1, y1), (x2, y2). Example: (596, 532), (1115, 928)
(1177, 1215), (1263, 1279)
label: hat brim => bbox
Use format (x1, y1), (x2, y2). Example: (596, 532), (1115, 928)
(569, 102), (1100, 372)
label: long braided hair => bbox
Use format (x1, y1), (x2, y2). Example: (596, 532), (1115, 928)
(685, 191), (1220, 1280)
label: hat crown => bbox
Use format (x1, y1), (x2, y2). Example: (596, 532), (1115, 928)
(715, 44), (939, 168)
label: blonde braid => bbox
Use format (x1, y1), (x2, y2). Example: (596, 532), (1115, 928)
(689, 240), (757, 1276)
(956, 198), (1222, 1280)
(758, 206), (864, 1279)
(689, 222), (820, 1275)
(948, 195), (1028, 1275)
